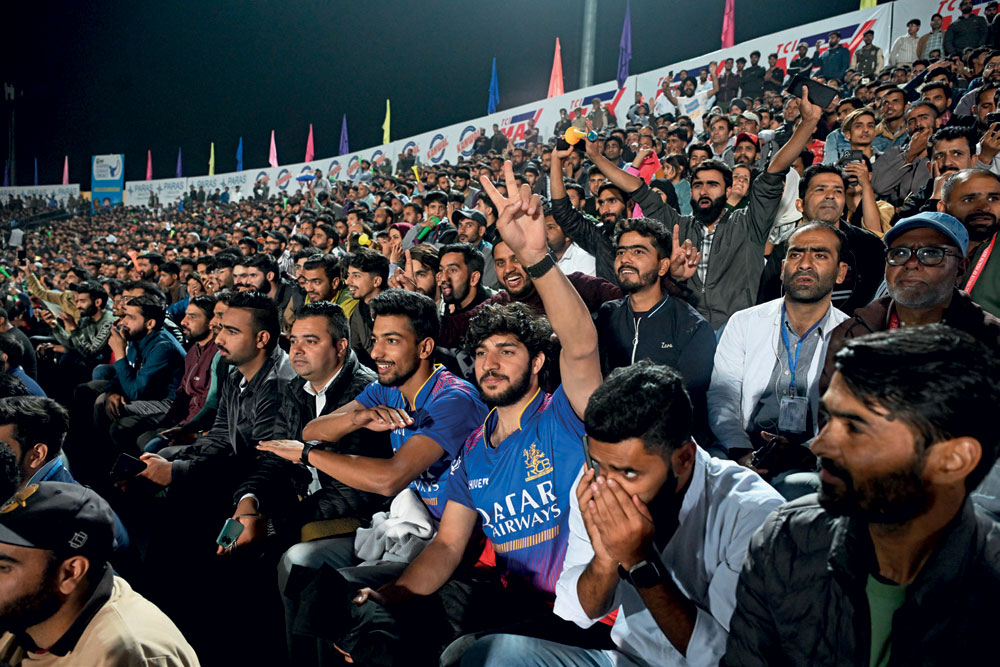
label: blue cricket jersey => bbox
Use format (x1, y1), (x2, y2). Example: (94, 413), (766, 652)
(356, 364), (487, 520)
(448, 386), (586, 594)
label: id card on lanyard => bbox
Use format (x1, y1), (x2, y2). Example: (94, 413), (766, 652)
(778, 304), (821, 434)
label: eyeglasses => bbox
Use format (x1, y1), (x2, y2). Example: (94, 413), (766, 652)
(885, 246), (961, 266)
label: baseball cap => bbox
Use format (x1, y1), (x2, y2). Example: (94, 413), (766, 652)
(883, 212), (969, 255)
(735, 132), (760, 149)
(451, 208), (487, 228)
(0, 482), (115, 562)
(741, 111), (761, 125)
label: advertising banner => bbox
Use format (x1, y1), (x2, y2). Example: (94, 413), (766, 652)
(0, 184), (80, 206)
(90, 154), (125, 210)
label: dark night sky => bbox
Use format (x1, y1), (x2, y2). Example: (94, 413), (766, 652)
(3, 0), (862, 185)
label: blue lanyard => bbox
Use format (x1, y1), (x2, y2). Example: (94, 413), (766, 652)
(779, 303), (822, 393)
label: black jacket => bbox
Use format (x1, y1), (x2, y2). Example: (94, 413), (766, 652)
(170, 347), (295, 494)
(596, 293), (715, 442)
(725, 495), (1000, 666)
(234, 352), (392, 523)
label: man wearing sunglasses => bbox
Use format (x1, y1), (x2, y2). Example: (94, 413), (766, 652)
(822, 211), (1000, 394)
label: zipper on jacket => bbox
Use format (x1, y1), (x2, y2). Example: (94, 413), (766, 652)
(631, 316), (640, 364)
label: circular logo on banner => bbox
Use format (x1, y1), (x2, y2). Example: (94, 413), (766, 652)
(327, 160), (341, 181)
(347, 156), (360, 178)
(255, 170), (269, 184)
(458, 126), (479, 157)
(428, 134), (447, 164)
(371, 150), (385, 166)
(276, 169), (292, 190)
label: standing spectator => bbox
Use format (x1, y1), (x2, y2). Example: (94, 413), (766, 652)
(741, 51), (766, 99)
(890, 19), (921, 66)
(785, 43), (812, 80)
(945, 1), (988, 55)
(716, 58), (741, 108)
(657, 68), (720, 130)
(918, 13), (946, 59)
(587, 97), (615, 131)
(816, 32), (851, 82)
(851, 30), (884, 78)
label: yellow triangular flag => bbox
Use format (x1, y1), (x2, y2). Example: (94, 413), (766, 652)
(208, 142), (215, 175)
(382, 99), (391, 145)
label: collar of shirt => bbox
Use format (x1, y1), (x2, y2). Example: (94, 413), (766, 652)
(27, 457), (63, 485)
(877, 121), (906, 140)
(482, 387), (545, 446)
(780, 301), (833, 340)
(22, 565), (114, 656)
(406, 363), (446, 411)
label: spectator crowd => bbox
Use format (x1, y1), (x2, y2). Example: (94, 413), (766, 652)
(1, 5), (1000, 666)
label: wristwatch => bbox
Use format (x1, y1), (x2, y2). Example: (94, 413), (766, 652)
(300, 441), (317, 466)
(618, 558), (664, 588)
(525, 252), (557, 279)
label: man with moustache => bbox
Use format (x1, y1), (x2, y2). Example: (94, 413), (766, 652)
(725, 326), (1000, 666)
(940, 168), (1000, 317)
(872, 101), (940, 208)
(452, 208), (498, 289)
(822, 212), (1000, 395)
(896, 125), (978, 220)
(299, 254), (359, 320)
(595, 217), (715, 440)
(135, 295), (222, 454)
(710, 223), (849, 489)
(586, 88), (823, 330)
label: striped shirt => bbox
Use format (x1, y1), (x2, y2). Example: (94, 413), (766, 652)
(890, 34), (920, 66)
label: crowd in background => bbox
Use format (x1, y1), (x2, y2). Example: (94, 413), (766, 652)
(0, 4), (999, 666)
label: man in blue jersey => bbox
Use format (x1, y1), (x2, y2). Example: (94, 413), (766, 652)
(304, 161), (609, 664)
(256, 289), (488, 656)
(466, 361), (784, 666)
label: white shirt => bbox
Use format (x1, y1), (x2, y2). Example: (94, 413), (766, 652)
(654, 90), (714, 127)
(557, 242), (597, 277)
(554, 447), (784, 667)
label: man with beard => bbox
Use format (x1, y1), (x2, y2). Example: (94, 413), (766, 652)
(452, 208), (498, 289)
(299, 254), (358, 320)
(595, 217), (715, 440)
(467, 362), (784, 666)
(320, 165), (612, 665)
(710, 223), (849, 490)
(657, 70), (720, 130)
(872, 101), (940, 208)
(896, 125), (977, 220)
(135, 295), (222, 454)
(88, 295), (186, 484)
(40, 281), (115, 394)
(236, 254), (293, 315)
(945, 0), (988, 55)
(822, 212), (1000, 395)
(759, 165), (888, 316)
(0, 482), (198, 665)
(136, 252), (164, 282)
(873, 85), (907, 150)
(955, 54), (1000, 117)
(257, 291), (486, 661)
(389, 244), (441, 304)
(941, 169), (1000, 317)
(732, 133), (801, 239)
(726, 325), (1000, 666)
(437, 243), (490, 314)
(816, 31), (850, 82)
(588, 87), (822, 330)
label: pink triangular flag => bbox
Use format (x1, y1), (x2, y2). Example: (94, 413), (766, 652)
(305, 124), (315, 163)
(547, 38), (564, 98)
(721, 0), (735, 49)
(61, 156), (69, 185)
(269, 130), (279, 168)
(146, 150), (153, 180)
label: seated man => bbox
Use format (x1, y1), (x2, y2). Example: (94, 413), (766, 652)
(468, 362), (783, 666)
(710, 223), (850, 491)
(256, 290), (487, 656)
(0, 332), (45, 396)
(344, 248), (389, 369)
(135, 295), (223, 453)
(0, 483), (198, 665)
(725, 326), (1000, 665)
(225, 302), (392, 555)
(96, 295), (186, 471)
(284, 161), (610, 664)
